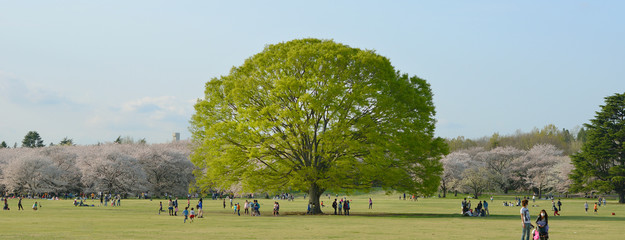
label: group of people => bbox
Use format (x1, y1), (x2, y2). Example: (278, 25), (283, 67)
(183, 206), (196, 223)
(331, 198), (351, 215)
(2, 196), (40, 211)
(398, 193), (419, 201)
(520, 199), (550, 240)
(584, 197), (607, 214)
(100, 194), (121, 207)
(461, 198), (489, 217)
(551, 199), (562, 216)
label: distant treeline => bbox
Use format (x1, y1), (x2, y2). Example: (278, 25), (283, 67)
(446, 124), (586, 155)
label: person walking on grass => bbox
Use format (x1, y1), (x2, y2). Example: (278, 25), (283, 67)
(557, 199), (562, 212)
(183, 207), (189, 223)
(369, 198), (373, 209)
(190, 208), (195, 222)
(584, 201), (589, 213)
(223, 198), (226, 209)
(551, 200), (560, 216)
(594, 202), (598, 214)
(273, 202), (279, 216)
(332, 199), (338, 215)
(18, 197), (24, 210)
(520, 199), (532, 240)
(159, 201), (164, 214)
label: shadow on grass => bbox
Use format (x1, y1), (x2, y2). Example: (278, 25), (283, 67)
(282, 212), (625, 221)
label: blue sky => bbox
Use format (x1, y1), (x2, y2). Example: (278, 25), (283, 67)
(1, 0), (623, 145)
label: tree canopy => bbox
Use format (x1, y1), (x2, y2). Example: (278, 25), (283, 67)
(571, 93), (625, 203)
(190, 38), (447, 214)
(22, 131), (44, 148)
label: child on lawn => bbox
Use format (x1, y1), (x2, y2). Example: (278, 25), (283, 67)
(183, 207), (189, 223)
(190, 208), (195, 222)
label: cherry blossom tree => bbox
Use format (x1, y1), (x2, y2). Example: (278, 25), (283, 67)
(78, 147), (149, 195)
(1, 153), (65, 194)
(0, 141), (195, 197)
(520, 144), (571, 198)
(137, 145), (194, 197)
(462, 167), (490, 199)
(440, 150), (474, 197)
(475, 146), (525, 193)
(41, 146), (83, 193)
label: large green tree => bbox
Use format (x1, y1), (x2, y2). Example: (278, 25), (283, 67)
(22, 131), (45, 148)
(571, 93), (625, 203)
(190, 39), (447, 214)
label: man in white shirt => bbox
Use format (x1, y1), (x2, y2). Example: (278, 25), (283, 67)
(520, 199), (532, 240)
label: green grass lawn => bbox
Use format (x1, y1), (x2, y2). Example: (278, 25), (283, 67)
(1, 194), (623, 239)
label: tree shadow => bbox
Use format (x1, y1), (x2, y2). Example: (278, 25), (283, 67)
(282, 212), (625, 221)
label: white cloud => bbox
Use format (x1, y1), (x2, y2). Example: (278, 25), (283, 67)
(84, 96), (194, 142)
(0, 71), (78, 107)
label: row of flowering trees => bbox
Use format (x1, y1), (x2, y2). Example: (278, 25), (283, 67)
(0, 141), (194, 197)
(440, 144), (573, 198)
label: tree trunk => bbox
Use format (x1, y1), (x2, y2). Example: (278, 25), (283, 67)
(308, 182), (323, 214)
(619, 191), (625, 204)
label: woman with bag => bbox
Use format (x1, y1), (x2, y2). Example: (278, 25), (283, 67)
(535, 209), (549, 240)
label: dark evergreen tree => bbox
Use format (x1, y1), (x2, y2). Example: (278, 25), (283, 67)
(577, 127), (588, 143)
(571, 93), (625, 203)
(22, 131), (45, 148)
